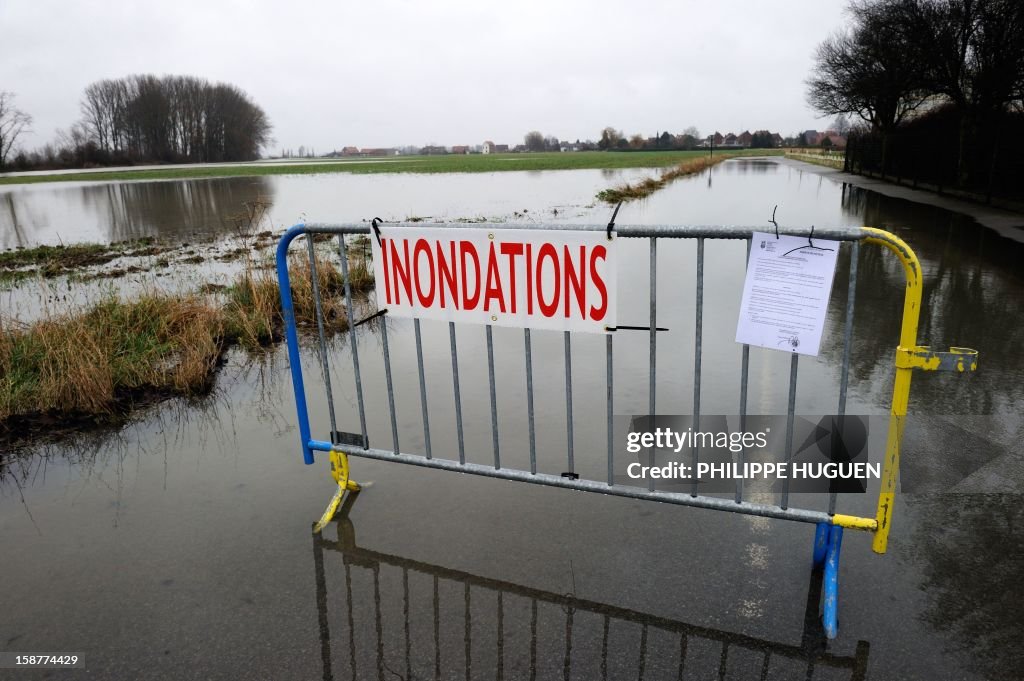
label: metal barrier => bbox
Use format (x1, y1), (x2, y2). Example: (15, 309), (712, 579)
(313, 493), (871, 680)
(276, 221), (978, 639)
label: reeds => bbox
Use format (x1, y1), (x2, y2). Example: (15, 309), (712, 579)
(0, 245), (375, 423)
(0, 293), (223, 420)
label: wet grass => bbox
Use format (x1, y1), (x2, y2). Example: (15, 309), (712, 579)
(0, 150), (781, 186)
(0, 248), (375, 426)
(0, 238), (175, 286)
(596, 153), (737, 203)
(0, 294), (224, 421)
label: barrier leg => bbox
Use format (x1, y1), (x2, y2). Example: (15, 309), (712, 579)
(812, 521), (830, 569)
(314, 449), (361, 533)
(822, 525), (844, 639)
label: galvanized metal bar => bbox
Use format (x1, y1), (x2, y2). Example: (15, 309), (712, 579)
(780, 353), (800, 510)
(638, 623), (648, 681)
(306, 235), (338, 437)
(414, 318), (432, 459)
(338, 234), (368, 448)
(736, 237), (752, 504)
(449, 322), (466, 464)
(302, 222), (867, 241)
(524, 329), (537, 475)
(403, 568), (411, 681)
(496, 593), (504, 680)
(373, 565), (384, 681)
(336, 443), (840, 526)
(433, 575), (441, 681)
(530, 600), (538, 681)
(832, 241), (859, 514)
(464, 583), (471, 680)
(691, 237), (704, 498)
(488, 325), (501, 469)
(564, 330), (574, 475)
(379, 317), (400, 455)
(607, 334), (614, 486)
(344, 553), (358, 680)
(648, 237), (657, 492)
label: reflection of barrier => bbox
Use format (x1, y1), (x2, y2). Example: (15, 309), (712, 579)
(313, 494), (871, 680)
(277, 222), (977, 638)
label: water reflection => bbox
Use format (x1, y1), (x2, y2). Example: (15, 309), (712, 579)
(907, 495), (1024, 681)
(313, 494), (870, 681)
(0, 176), (275, 248)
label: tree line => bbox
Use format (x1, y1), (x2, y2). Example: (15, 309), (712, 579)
(807, 0), (1024, 195)
(0, 75), (272, 170)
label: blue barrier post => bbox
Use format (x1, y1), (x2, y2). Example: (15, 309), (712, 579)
(823, 525), (844, 639)
(276, 224), (333, 464)
(812, 521), (830, 568)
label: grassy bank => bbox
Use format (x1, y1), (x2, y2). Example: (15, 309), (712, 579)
(596, 154), (734, 203)
(785, 150), (845, 170)
(0, 150), (780, 186)
(0, 250), (373, 429)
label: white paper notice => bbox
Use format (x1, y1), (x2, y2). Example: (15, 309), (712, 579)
(735, 232), (839, 356)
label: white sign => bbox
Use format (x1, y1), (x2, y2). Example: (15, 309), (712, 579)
(371, 227), (617, 333)
(735, 231), (839, 356)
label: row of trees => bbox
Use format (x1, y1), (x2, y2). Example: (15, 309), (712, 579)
(0, 75), (272, 170)
(79, 75), (272, 164)
(807, 0), (1024, 188)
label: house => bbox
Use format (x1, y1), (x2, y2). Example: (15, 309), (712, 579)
(494, 144), (508, 153)
(360, 148), (397, 157)
(738, 131), (752, 147)
(341, 146), (360, 156)
(482, 141), (495, 154)
(771, 133), (783, 147)
(421, 146), (448, 155)
(451, 145), (469, 155)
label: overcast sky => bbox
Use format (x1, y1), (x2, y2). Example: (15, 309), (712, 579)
(2, 1), (848, 153)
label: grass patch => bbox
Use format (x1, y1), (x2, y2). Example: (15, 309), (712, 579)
(0, 245), (375, 427)
(0, 150), (781, 186)
(0, 293), (224, 421)
(0, 238), (176, 285)
(596, 153), (746, 203)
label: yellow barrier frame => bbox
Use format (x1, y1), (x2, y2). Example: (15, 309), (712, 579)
(859, 228), (977, 553)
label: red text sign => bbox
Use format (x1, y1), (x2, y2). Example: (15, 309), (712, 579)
(371, 227), (617, 333)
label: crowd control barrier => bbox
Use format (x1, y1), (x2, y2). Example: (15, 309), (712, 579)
(276, 221), (978, 639)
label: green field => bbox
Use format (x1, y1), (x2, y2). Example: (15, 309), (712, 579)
(0, 149), (782, 185)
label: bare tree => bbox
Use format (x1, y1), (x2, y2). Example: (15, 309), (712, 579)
(524, 130), (545, 152)
(0, 91), (32, 168)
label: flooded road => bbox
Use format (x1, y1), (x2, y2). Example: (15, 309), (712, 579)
(2, 159), (1022, 680)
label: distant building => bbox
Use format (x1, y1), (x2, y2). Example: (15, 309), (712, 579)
(494, 144), (508, 152)
(360, 148), (398, 157)
(482, 141), (495, 154)
(803, 130), (822, 146)
(421, 146), (448, 155)
(451, 145), (470, 155)
(341, 146), (360, 156)
(738, 131), (752, 147)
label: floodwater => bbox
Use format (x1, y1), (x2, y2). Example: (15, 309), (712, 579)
(1, 159), (1022, 680)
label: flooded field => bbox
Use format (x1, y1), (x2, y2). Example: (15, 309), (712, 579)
(1, 159), (1022, 680)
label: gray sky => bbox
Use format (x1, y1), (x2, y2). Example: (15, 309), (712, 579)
(2, 0), (847, 153)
